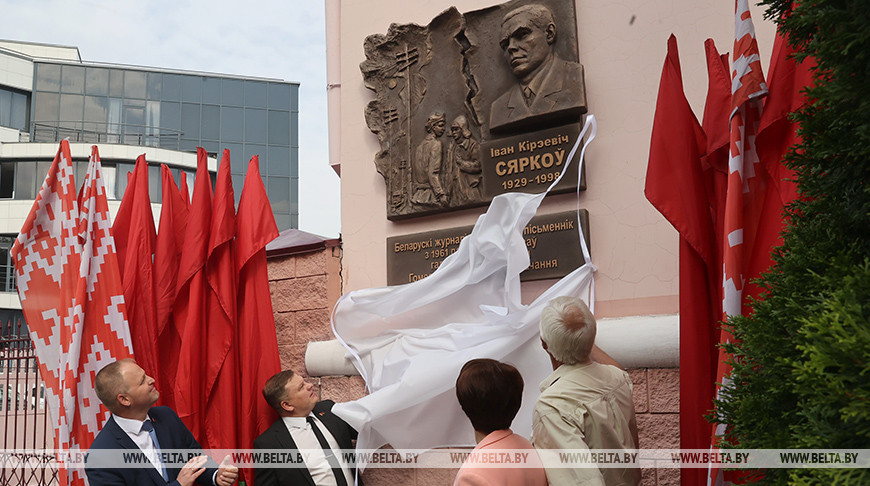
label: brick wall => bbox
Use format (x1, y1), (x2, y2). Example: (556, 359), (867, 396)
(267, 253), (681, 485)
(631, 368), (681, 485)
(268, 245), (341, 377)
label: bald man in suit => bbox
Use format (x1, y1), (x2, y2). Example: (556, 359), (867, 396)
(86, 359), (238, 486)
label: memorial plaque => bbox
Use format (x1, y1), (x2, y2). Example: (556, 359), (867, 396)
(387, 210), (589, 285)
(362, 0), (588, 220)
(480, 123), (585, 198)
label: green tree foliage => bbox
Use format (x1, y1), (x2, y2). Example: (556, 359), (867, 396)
(714, 0), (870, 483)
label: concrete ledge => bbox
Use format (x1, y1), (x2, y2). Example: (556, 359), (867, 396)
(305, 313), (679, 376)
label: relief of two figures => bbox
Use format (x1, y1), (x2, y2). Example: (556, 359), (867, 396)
(411, 113), (482, 208)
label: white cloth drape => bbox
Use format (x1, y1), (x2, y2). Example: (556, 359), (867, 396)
(332, 116), (598, 465)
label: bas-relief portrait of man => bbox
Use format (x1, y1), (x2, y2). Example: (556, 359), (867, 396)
(361, 0), (585, 220)
(488, 4), (586, 133)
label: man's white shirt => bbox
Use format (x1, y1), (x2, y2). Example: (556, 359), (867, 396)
(113, 414), (219, 485)
(113, 415), (163, 476)
(282, 414), (353, 486)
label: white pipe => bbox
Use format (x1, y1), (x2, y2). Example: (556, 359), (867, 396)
(325, 0), (342, 176)
(594, 314), (679, 368)
(306, 339), (358, 376)
(305, 314), (679, 376)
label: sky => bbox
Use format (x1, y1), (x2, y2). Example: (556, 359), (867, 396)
(1, 0), (341, 238)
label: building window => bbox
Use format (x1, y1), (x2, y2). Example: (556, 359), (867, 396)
(0, 87), (29, 131)
(0, 162), (14, 198)
(13, 161), (36, 200)
(34, 64), (61, 92)
(60, 65), (85, 94)
(0, 236), (16, 292)
(85, 67), (110, 96)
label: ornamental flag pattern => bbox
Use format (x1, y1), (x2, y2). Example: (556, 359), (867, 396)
(11, 141), (134, 486)
(710, 1), (769, 485)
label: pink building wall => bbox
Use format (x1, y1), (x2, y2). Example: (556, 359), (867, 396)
(280, 3), (778, 485)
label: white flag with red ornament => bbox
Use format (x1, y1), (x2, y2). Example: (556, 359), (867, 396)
(710, 1), (769, 485)
(11, 141), (134, 485)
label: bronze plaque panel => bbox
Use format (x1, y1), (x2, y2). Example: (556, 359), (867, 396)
(387, 210), (590, 285)
(480, 123), (585, 198)
(361, 0), (588, 221)
(464, 1), (585, 136)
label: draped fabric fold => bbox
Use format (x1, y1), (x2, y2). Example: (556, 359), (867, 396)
(204, 150), (239, 450)
(173, 148), (212, 439)
(113, 155), (159, 379)
(235, 156), (281, 485)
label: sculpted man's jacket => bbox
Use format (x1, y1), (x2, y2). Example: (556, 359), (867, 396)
(489, 57), (587, 132)
(412, 133), (446, 206)
(253, 400), (362, 486)
(86, 406), (218, 486)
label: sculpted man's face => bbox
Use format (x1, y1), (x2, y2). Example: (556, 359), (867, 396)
(499, 12), (554, 82)
(450, 124), (463, 141)
(431, 120), (446, 137)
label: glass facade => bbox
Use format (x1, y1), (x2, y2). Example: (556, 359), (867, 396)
(29, 61), (299, 229)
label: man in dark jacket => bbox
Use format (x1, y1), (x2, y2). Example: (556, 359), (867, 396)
(254, 370), (360, 486)
(86, 359), (238, 486)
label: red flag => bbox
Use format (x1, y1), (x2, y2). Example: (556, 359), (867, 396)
(712, 41), (809, 482)
(180, 170), (191, 208)
(711, 1), (769, 483)
(645, 35), (712, 263)
(670, 39), (733, 486)
(112, 155), (159, 379)
(235, 156), (281, 478)
(12, 141), (134, 485)
(757, 33), (810, 203)
(702, 40), (732, 159)
(154, 164), (189, 408)
(701, 39), (731, 272)
(203, 149), (238, 450)
(746, 30), (814, 294)
(645, 36), (720, 486)
(173, 148), (212, 438)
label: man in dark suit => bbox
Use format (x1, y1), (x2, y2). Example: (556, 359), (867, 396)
(254, 370), (360, 486)
(86, 359), (238, 486)
(489, 4), (587, 132)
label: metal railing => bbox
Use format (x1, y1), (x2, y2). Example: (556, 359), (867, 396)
(1, 318), (57, 486)
(31, 122), (184, 151)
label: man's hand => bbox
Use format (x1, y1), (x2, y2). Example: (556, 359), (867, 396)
(176, 455), (208, 486)
(215, 455), (238, 486)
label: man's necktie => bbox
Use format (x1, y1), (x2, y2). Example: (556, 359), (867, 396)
(141, 420), (168, 480)
(306, 416), (348, 486)
(523, 86), (535, 105)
